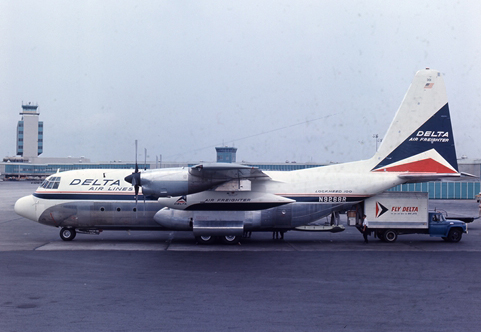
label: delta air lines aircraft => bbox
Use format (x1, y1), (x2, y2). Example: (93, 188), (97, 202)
(15, 69), (464, 244)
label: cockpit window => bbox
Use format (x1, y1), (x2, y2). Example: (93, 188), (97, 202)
(41, 176), (61, 189)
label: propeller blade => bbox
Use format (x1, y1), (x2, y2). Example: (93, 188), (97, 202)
(124, 140), (142, 216)
(135, 140), (139, 173)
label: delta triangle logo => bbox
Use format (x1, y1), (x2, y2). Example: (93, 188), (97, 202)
(174, 195), (187, 205)
(372, 104), (458, 173)
(375, 202), (388, 218)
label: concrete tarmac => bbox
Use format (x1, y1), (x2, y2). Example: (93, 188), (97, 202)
(1, 181), (481, 331)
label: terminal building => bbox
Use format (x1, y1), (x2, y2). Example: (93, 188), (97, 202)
(1, 105), (480, 199)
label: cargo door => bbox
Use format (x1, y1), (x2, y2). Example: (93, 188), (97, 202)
(347, 203), (364, 226)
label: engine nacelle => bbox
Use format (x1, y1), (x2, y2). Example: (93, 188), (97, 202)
(140, 168), (188, 197)
(140, 168), (226, 198)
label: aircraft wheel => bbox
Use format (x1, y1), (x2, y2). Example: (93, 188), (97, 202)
(195, 235), (216, 245)
(220, 235), (241, 245)
(446, 228), (463, 243)
(383, 230), (397, 243)
(60, 227), (76, 241)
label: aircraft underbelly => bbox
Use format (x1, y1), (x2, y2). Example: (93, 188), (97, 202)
(38, 200), (161, 228)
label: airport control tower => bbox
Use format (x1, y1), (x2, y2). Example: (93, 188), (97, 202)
(17, 103), (43, 158)
(216, 146), (237, 163)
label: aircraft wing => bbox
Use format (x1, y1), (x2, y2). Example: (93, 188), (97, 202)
(189, 163), (271, 181)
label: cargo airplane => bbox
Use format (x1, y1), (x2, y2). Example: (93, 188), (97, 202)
(15, 69), (464, 244)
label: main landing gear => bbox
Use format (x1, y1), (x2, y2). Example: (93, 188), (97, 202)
(195, 235), (242, 245)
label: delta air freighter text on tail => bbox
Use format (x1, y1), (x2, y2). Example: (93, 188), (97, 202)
(15, 69), (464, 244)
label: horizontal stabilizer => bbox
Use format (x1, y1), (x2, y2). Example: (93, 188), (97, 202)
(460, 172), (478, 178)
(397, 172), (460, 183)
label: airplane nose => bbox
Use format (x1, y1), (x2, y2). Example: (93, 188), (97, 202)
(14, 195), (37, 222)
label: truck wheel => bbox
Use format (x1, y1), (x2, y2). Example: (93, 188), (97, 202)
(446, 228), (463, 243)
(383, 230), (397, 243)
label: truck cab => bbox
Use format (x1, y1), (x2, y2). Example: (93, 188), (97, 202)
(428, 212), (467, 242)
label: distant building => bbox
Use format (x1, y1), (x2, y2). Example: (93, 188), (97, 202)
(17, 103), (43, 158)
(216, 146), (237, 163)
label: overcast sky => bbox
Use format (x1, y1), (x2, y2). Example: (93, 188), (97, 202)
(1, 1), (480, 164)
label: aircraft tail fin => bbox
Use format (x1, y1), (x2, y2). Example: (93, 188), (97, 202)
(369, 68), (459, 175)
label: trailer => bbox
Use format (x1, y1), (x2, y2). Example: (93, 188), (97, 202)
(347, 192), (467, 243)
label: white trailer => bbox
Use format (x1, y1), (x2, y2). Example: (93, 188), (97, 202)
(348, 192), (467, 242)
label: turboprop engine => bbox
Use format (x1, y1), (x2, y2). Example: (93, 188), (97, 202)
(125, 167), (227, 198)
(125, 163), (270, 199)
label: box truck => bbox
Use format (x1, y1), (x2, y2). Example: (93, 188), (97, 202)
(348, 192), (467, 242)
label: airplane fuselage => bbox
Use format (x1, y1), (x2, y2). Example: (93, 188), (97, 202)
(15, 163), (403, 234)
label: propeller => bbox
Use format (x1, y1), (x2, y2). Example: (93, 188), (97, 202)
(143, 147), (147, 214)
(144, 148), (147, 170)
(124, 140), (141, 207)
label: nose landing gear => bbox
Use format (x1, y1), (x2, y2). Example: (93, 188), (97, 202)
(59, 227), (77, 241)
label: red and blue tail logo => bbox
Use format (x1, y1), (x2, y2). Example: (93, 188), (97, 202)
(372, 103), (458, 174)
